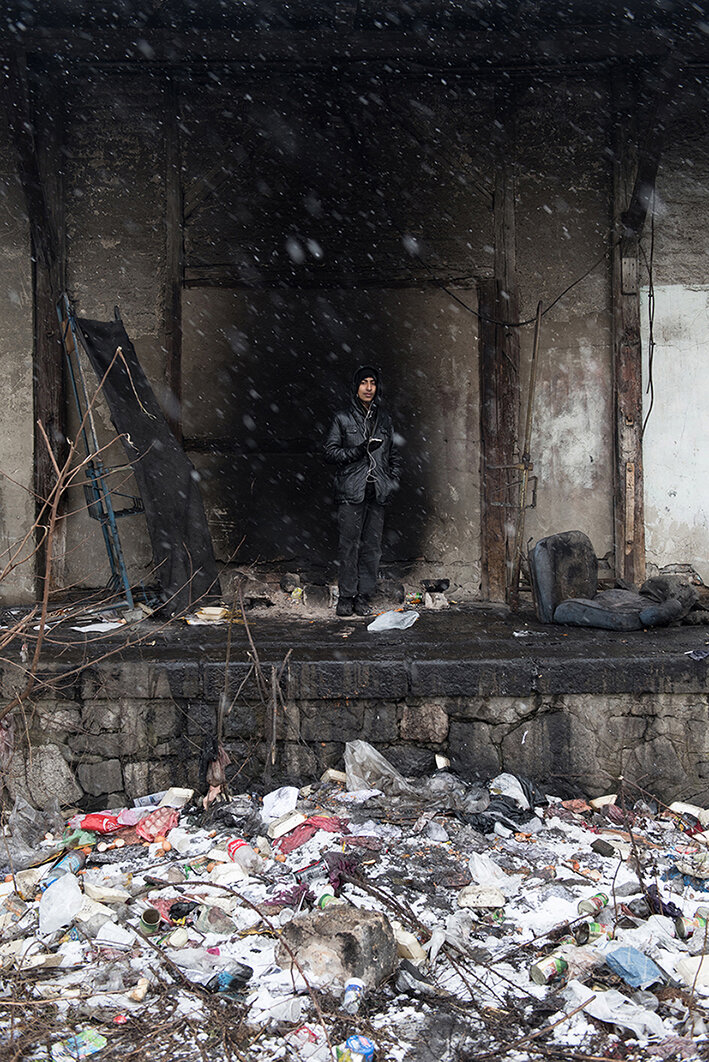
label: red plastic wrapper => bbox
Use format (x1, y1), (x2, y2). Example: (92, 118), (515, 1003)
(136, 806), (179, 842)
(80, 813), (122, 833)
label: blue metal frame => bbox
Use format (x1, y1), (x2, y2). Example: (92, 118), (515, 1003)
(56, 294), (143, 608)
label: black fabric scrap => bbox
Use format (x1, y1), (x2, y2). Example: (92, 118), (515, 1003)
(74, 313), (221, 615)
(462, 794), (536, 834)
(647, 883), (683, 920)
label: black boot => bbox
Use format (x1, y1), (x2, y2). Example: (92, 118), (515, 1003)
(353, 595), (372, 617)
(336, 596), (354, 617)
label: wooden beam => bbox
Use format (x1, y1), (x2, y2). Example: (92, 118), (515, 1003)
(164, 75), (184, 441)
(477, 90), (521, 603)
(611, 76), (645, 587)
(5, 27), (706, 68)
(611, 59), (678, 586)
(478, 278), (519, 602)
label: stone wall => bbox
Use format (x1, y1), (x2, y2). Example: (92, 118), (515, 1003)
(4, 655), (709, 810)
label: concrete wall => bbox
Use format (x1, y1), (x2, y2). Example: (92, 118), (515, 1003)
(2, 65), (707, 602)
(183, 287), (481, 590)
(640, 124), (709, 583)
(0, 112), (35, 603)
(59, 71), (168, 590)
(515, 77), (615, 566)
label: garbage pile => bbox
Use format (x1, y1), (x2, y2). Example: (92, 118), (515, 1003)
(2, 741), (709, 1061)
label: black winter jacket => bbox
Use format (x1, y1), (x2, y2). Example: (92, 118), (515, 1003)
(324, 396), (402, 505)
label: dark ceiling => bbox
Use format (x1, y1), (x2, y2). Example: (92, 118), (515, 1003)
(2, 0), (707, 68)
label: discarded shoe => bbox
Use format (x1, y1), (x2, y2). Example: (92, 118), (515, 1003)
(353, 596), (372, 617)
(336, 597), (354, 617)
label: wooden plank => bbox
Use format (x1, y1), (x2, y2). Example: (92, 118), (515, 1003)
(164, 75), (184, 440)
(611, 79), (646, 587)
(8, 27), (707, 66)
(478, 278), (519, 602)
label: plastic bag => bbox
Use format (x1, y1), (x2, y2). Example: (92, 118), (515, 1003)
(344, 740), (416, 796)
(261, 786), (299, 822)
(605, 945), (666, 989)
(5, 796), (64, 871)
(39, 873), (83, 935)
(564, 978), (666, 1039)
(367, 610), (419, 632)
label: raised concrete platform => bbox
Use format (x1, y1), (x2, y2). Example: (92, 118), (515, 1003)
(3, 603), (709, 809)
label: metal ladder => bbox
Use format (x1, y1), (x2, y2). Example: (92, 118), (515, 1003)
(56, 293), (144, 608)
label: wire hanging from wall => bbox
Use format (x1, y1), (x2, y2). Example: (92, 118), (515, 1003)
(641, 193), (657, 439)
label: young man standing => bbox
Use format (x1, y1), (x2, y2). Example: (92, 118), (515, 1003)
(324, 366), (402, 617)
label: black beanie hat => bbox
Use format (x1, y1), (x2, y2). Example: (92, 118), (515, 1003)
(352, 365), (380, 394)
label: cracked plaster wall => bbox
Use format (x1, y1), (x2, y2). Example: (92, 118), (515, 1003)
(640, 129), (709, 583)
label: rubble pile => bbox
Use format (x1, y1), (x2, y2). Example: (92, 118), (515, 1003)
(2, 740), (709, 1061)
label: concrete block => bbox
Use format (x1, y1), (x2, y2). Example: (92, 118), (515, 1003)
(123, 761), (150, 799)
(360, 703), (398, 742)
(164, 663), (201, 699)
(276, 906), (397, 990)
(148, 701), (181, 741)
(289, 660), (409, 700)
(400, 702), (449, 743)
(81, 701), (123, 733)
(148, 760), (176, 794)
(7, 743), (82, 806)
(223, 702), (262, 740)
(300, 702), (364, 742)
(34, 703), (82, 740)
(186, 702), (217, 737)
(448, 719), (500, 782)
(80, 663), (172, 700)
(284, 742), (317, 780)
(203, 662), (262, 701)
(77, 758), (123, 796)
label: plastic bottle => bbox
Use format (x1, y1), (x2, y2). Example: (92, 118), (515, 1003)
(342, 978), (366, 1014)
(315, 886), (346, 910)
(226, 838), (262, 873)
(207, 961), (253, 994)
(42, 849), (87, 891)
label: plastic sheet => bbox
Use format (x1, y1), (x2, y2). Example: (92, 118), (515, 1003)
(366, 610), (419, 632)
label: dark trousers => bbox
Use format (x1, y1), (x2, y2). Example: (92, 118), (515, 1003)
(337, 488), (385, 600)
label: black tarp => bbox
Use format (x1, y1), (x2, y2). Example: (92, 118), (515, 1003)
(75, 312), (221, 615)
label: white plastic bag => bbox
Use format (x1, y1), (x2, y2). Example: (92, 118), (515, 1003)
(367, 610), (419, 632)
(39, 874), (83, 935)
(564, 978), (666, 1039)
(261, 786), (299, 822)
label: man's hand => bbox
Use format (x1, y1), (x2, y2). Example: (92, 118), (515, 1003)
(368, 437), (383, 452)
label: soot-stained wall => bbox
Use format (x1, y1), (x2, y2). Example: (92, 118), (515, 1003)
(7, 61), (699, 602)
(0, 111), (34, 603)
(515, 77), (614, 565)
(55, 70), (494, 594)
